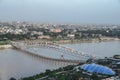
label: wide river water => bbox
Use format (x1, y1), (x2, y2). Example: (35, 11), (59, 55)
(0, 41), (120, 80)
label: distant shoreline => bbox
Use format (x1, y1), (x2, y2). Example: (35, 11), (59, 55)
(0, 37), (120, 49)
(48, 37), (120, 44)
(15, 37), (120, 44)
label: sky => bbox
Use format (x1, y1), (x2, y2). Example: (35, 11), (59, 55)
(0, 0), (120, 24)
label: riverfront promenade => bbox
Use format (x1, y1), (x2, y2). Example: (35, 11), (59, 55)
(0, 44), (12, 49)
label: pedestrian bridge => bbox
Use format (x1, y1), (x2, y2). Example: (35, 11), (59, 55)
(11, 41), (99, 65)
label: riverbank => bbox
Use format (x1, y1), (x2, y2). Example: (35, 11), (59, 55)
(12, 37), (120, 45)
(0, 44), (12, 49)
(52, 37), (120, 44)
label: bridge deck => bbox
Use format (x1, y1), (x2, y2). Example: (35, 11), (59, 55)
(26, 47), (87, 61)
(11, 41), (98, 64)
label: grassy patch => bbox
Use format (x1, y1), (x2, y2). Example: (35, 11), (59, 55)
(0, 41), (9, 45)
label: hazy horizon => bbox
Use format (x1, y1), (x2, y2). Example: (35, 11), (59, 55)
(0, 0), (120, 24)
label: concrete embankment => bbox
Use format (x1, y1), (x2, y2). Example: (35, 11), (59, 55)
(0, 45), (12, 49)
(53, 38), (120, 44)
(14, 37), (120, 45)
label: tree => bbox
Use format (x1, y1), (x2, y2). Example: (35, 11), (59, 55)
(9, 77), (16, 80)
(91, 73), (99, 80)
(45, 69), (51, 75)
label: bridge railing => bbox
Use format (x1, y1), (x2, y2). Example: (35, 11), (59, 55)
(22, 41), (99, 59)
(11, 41), (100, 60)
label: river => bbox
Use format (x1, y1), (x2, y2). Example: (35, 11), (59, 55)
(64, 41), (120, 58)
(0, 41), (120, 80)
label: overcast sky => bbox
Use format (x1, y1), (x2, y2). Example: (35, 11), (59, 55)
(0, 0), (120, 24)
